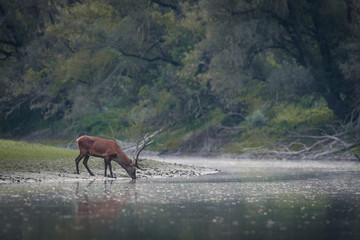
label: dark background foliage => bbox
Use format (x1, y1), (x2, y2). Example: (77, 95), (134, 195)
(1, 0), (359, 153)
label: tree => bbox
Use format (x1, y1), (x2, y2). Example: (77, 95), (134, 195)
(0, 0), (66, 135)
(198, 0), (359, 121)
(0, 0), (63, 61)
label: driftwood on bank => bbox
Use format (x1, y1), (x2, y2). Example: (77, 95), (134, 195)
(248, 122), (360, 160)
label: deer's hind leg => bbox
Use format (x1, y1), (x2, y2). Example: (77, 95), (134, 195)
(83, 155), (94, 176)
(75, 153), (85, 174)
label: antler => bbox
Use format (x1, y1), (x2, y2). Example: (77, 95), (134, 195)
(133, 129), (162, 169)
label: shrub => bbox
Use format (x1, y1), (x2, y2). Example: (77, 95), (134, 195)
(270, 102), (334, 129)
(245, 109), (268, 128)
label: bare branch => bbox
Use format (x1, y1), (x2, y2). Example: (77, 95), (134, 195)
(133, 129), (163, 169)
(110, 43), (181, 66)
(247, 122), (360, 160)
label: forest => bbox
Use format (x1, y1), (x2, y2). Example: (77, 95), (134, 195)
(1, 0), (360, 157)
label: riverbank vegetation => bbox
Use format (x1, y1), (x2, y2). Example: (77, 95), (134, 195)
(1, 0), (360, 158)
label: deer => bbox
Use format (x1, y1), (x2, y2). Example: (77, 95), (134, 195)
(74, 130), (161, 179)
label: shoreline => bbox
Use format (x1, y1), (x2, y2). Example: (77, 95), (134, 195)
(0, 159), (220, 184)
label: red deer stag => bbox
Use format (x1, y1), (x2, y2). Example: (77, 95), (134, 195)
(74, 130), (161, 179)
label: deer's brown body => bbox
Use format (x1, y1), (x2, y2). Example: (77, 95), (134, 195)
(75, 135), (136, 179)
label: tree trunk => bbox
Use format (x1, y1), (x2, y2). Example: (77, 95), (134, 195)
(322, 88), (350, 120)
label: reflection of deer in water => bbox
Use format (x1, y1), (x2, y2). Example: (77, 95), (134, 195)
(75, 180), (135, 229)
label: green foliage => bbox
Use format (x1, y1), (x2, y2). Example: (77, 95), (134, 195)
(244, 109), (268, 128)
(1, 0), (359, 155)
(76, 108), (132, 137)
(206, 107), (226, 128)
(224, 127), (277, 154)
(0, 139), (77, 161)
(0, 103), (46, 137)
(161, 127), (189, 151)
(270, 102), (334, 130)
(232, 98), (335, 154)
(266, 62), (314, 101)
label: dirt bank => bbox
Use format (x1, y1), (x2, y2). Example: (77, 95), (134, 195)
(0, 158), (219, 184)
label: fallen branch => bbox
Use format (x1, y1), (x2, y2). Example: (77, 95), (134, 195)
(248, 121), (360, 160)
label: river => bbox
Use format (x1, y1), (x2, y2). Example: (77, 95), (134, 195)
(1, 157), (360, 240)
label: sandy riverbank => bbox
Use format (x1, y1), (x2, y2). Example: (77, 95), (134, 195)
(0, 158), (219, 184)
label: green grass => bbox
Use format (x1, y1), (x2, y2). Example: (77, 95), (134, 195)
(0, 139), (78, 161)
(0, 139), (79, 172)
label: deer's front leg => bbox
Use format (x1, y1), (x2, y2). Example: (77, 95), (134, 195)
(108, 160), (114, 178)
(104, 159), (108, 177)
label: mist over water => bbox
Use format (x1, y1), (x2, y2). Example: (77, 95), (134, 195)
(1, 157), (360, 240)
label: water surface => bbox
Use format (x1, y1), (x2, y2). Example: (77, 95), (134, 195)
(1, 157), (360, 240)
